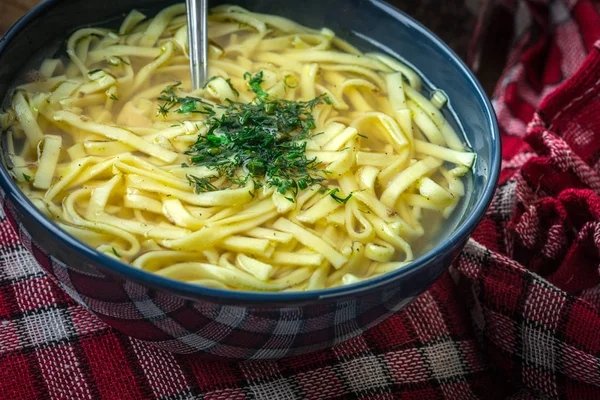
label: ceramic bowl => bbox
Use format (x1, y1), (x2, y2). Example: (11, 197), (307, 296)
(0, 0), (500, 359)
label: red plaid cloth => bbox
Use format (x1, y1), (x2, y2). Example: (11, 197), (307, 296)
(2, 1), (600, 399)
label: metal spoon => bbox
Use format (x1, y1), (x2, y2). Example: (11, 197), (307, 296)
(186, 0), (208, 90)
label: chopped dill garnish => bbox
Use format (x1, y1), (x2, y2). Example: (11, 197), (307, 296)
(185, 71), (330, 197)
(159, 81), (182, 100)
(202, 75), (239, 96)
(109, 93), (119, 101)
(157, 81), (215, 117)
(357, 133), (368, 139)
(244, 71), (268, 99)
(187, 175), (218, 192)
(202, 76), (219, 88)
(177, 100), (199, 114)
(329, 188), (353, 204)
(111, 247), (120, 257)
(23, 173), (31, 182)
(226, 78), (240, 97)
(88, 68), (104, 75)
(181, 162), (189, 168)
(157, 104), (171, 118)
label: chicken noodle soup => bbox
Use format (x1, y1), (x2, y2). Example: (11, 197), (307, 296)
(0, 4), (475, 291)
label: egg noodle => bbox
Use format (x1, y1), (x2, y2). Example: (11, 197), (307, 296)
(0, 4), (475, 291)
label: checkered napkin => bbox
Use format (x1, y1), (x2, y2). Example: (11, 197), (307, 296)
(2, 1), (600, 399)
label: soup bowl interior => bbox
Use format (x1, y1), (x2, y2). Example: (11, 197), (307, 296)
(0, 0), (500, 359)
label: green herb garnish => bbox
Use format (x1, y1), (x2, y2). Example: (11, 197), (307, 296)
(23, 173), (31, 182)
(111, 247), (120, 257)
(202, 76), (219, 88)
(88, 68), (104, 75)
(244, 71), (268, 99)
(226, 78), (240, 97)
(109, 93), (119, 101)
(329, 188), (353, 204)
(185, 71), (329, 197)
(201, 75), (238, 95)
(157, 103), (172, 118)
(157, 81), (215, 117)
(177, 100), (200, 114)
(187, 175), (219, 192)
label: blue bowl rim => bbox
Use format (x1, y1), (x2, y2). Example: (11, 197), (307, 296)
(0, 0), (501, 303)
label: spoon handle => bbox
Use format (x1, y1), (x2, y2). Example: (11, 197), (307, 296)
(186, 0), (208, 90)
